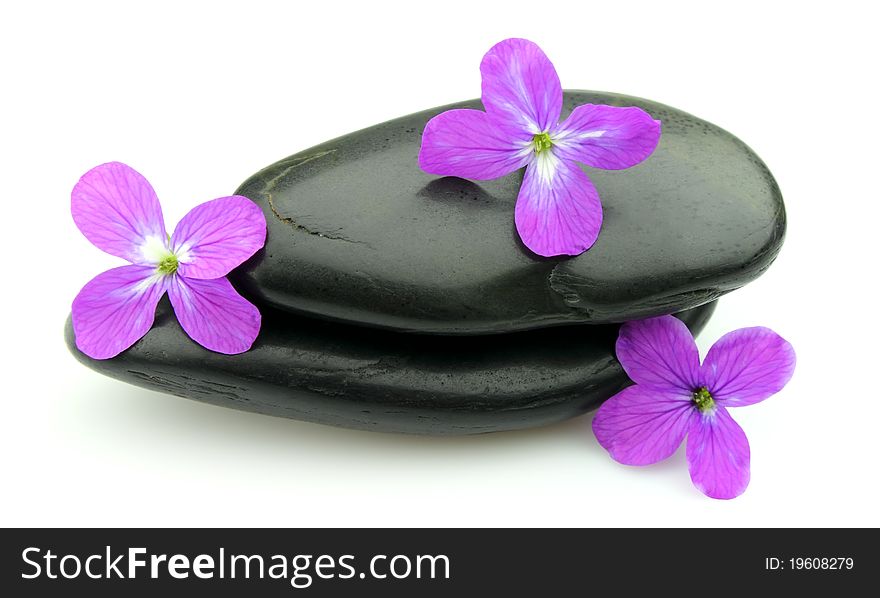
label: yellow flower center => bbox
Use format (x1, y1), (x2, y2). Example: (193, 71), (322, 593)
(692, 386), (715, 413)
(156, 253), (179, 276)
(532, 132), (553, 154)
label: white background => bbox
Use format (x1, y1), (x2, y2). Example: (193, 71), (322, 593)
(2, 0), (877, 527)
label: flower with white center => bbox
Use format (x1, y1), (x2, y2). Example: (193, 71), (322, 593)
(593, 315), (796, 499)
(71, 162), (267, 359)
(418, 38), (662, 257)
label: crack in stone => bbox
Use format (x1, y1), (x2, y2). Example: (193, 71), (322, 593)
(260, 149), (337, 195)
(260, 149), (373, 248)
(547, 264), (591, 311)
(547, 264), (725, 318)
(266, 192), (372, 247)
(127, 370), (250, 403)
(546, 203), (785, 317)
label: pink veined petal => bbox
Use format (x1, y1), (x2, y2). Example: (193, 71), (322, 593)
(514, 156), (602, 257)
(686, 407), (751, 500)
(553, 104), (662, 170)
(172, 195), (267, 280)
(701, 327), (796, 407)
(71, 162), (168, 264)
(418, 109), (532, 180)
(592, 385), (696, 466)
(616, 315), (701, 392)
(167, 276), (260, 355)
(71, 265), (166, 360)
(419, 110), (532, 181)
(480, 38), (562, 134)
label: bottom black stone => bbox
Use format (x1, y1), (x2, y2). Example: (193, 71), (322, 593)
(65, 300), (716, 435)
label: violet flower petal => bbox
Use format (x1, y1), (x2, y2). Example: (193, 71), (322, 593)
(702, 327), (796, 407)
(171, 195), (267, 280)
(71, 162), (168, 264)
(592, 385), (695, 466)
(686, 407), (751, 499)
(553, 104), (662, 170)
(418, 109), (532, 180)
(514, 158), (602, 256)
(616, 316), (701, 392)
(167, 275), (260, 355)
(71, 265), (166, 360)
(480, 38), (562, 134)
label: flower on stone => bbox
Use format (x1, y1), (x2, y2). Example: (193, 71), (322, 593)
(418, 38), (661, 257)
(71, 162), (267, 359)
(592, 315), (796, 499)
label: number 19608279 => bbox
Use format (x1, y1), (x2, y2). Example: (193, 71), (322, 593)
(766, 557), (854, 570)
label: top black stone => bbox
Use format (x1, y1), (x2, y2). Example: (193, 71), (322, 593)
(232, 91), (785, 334)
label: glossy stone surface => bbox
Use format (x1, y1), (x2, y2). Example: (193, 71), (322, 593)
(231, 91), (784, 334)
(65, 300), (716, 435)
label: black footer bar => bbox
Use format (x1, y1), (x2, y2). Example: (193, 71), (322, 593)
(2, 528), (876, 595)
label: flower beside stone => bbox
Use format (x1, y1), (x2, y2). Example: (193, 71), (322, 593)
(592, 315), (796, 499)
(71, 162), (267, 359)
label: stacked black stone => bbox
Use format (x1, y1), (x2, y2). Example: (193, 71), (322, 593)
(65, 92), (785, 434)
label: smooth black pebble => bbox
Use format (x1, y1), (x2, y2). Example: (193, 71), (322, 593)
(231, 91), (784, 334)
(65, 300), (716, 435)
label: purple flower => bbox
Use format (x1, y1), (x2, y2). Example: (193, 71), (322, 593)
(592, 316), (796, 499)
(71, 162), (267, 359)
(418, 38), (661, 257)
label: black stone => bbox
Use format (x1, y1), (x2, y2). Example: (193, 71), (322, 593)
(64, 300), (716, 435)
(231, 91), (784, 334)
